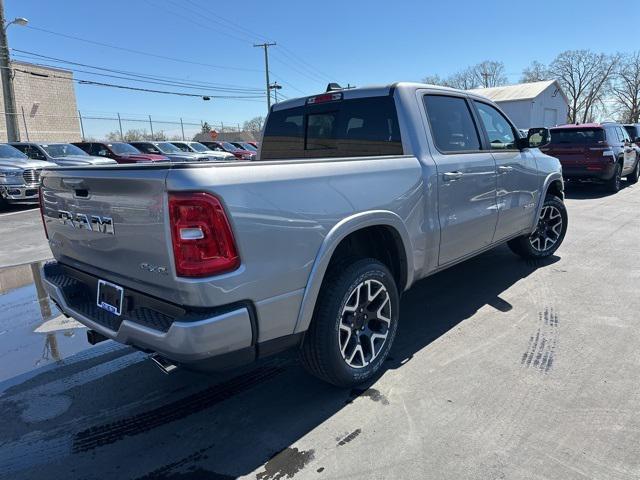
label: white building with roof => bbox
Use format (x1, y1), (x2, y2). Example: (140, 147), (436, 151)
(468, 80), (569, 130)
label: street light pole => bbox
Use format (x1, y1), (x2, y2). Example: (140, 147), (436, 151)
(0, 1), (26, 142)
(254, 42), (276, 110)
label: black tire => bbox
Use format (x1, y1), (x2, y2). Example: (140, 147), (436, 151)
(508, 195), (568, 259)
(300, 258), (399, 387)
(627, 159), (640, 184)
(606, 162), (622, 193)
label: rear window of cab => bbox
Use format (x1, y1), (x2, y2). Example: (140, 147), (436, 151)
(260, 96), (403, 160)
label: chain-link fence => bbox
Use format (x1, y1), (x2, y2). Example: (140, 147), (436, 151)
(0, 110), (245, 143)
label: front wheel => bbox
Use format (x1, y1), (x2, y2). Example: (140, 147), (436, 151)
(300, 258), (399, 387)
(508, 195), (568, 259)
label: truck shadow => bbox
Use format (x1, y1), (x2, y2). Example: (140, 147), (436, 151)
(564, 182), (633, 200)
(0, 246), (560, 480)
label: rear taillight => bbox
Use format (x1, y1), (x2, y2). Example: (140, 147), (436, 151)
(39, 186), (48, 239)
(168, 192), (239, 277)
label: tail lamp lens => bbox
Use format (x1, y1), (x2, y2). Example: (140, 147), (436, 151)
(168, 192), (239, 277)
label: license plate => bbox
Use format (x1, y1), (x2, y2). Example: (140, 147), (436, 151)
(96, 280), (124, 316)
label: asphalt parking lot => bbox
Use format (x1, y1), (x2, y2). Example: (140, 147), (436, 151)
(1, 183), (639, 480)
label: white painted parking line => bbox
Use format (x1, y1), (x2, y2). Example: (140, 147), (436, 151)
(0, 208), (38, 217)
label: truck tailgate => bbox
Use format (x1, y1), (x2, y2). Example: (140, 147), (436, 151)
(40, 167), (174, 292)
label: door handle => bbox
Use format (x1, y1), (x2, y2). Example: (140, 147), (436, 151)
(498, 166), (514, 174)
(443, 171), (463, 182)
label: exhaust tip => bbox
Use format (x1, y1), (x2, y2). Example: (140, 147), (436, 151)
(150, 354), (178, 374)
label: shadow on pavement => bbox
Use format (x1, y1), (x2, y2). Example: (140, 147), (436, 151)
(0, 245), (560, 480)
(564, 181), (634, 200)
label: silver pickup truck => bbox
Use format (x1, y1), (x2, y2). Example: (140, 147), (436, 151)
(0, 144), (56, 207)
(40, 83), (567, 386)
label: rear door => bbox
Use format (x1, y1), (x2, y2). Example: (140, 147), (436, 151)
(422, 94), (498, 265)
(473, 101), (539, 241)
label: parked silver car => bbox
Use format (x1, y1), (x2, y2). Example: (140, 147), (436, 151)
(129, 141), (221, 163)
(170, 141), (235, 161)
(10, 142), (117, 166)
(0, 144), (56, 207)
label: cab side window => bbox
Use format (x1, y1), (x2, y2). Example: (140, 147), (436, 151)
(29, 146), (47, 160)
(423, 95), (481, 153)
(474, 102), (517, 150)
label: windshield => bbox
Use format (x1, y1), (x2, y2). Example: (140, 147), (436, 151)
(624, 125), (638, 139)
(221, 142), (239, 151)
(239, 142), (257, 151)
(549, 128), (605, 144)
(156, 142), (183, 153)
(189, 142), (210, 152)
(0, 144), (28, 159)
(110, 143), (141, 154)
(41, 144), (88, 158)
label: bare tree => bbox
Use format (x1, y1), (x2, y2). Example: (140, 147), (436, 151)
(422, 74), (447, 86)
(611, 51), (640, 123)
(243, 116), (265, 135)
(105, 129), (168, 141)
(548, 50), (618, 123)
(472, 61), (508, 88)
(521, 61), (550, 83)
(423, 60), (507, 90)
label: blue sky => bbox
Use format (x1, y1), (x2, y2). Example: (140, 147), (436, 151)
(7, 0), (640, 127)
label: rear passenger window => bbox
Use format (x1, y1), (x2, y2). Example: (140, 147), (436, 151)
(474, 102), (516, 150)
(261, 96), (402, 160)
(423, 95), (481, 153)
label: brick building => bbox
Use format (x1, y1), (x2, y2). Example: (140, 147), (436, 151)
(0, 61), (81, 142)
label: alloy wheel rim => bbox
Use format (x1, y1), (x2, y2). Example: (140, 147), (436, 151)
(338, 279), (392, 369)
(530, 205), (563, 253)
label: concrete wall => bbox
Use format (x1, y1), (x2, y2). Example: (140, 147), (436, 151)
(0, 61), (81, 142)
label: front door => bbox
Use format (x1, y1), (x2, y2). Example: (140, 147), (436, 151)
(422, 94), (498, 266)
(473, 101), (539, 241)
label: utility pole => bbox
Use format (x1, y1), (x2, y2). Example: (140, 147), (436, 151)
(254, 42), (276, 110)
(0, 0), (25, 142)
(480, 70), (491, 88)
(269, 82), (282, 104)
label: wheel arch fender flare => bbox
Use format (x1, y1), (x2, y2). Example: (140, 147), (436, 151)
(293, 210), (415, 334)
(530, 172), (564, 234)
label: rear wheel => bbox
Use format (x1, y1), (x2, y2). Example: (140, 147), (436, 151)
(300, 258), (399, 387)
(606, 162), (622, 193)
(627, 159), (640, 184)
(508, 195), (568, 259)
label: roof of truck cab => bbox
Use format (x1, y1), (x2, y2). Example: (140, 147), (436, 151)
(271, 82), (489, 111)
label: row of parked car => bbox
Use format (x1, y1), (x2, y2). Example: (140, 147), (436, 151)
(0, 139), (258, 207)
(2, 120), (640, 209)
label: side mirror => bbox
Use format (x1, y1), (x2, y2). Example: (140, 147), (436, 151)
(527, 128), (550, 148)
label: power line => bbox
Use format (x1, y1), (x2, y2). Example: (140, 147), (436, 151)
(12, 49), (264, 93)
(22, 25), (262, 73)
(151, 0), (332, 88)
(6, 65), (265, 100)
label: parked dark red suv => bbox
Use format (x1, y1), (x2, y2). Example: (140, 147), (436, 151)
(541, 123), (640, 193)
(73, 142), (169, 164)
